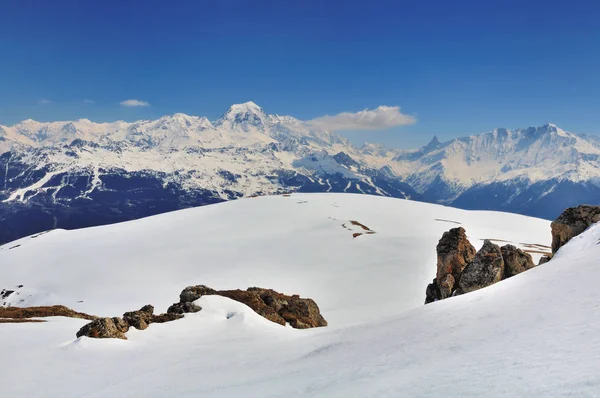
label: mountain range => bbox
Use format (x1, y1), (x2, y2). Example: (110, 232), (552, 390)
(1, 101), (599, 244)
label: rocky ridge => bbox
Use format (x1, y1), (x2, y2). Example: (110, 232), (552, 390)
(426, 204), (600, 303)
(76, 285), (327, 339)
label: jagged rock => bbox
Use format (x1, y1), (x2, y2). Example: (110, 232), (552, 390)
(123, 305), (154, 330)
(425, 227), (476, 303)
(424, 279), (440, 304)
(172, 285), (327, 328)
(76, 317), (129, 339)
(551, 205), (600, 253)
(436, 227), (477, 284)
(167, 301), (202, 314)
(501, 245), (535, 278)
(459, 240), (505, 294)
(538, 254), (553, 265)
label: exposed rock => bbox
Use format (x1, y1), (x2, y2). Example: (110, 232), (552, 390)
(501, 245), (535, 278)
(551, 205), (600, 253)
(436, 227), (477, 284)
(179, 285), (217, 303)
(167, 301), (202, 314)
(424, 279), (440, 304)
(425, 227), (476, 303)
(172, 285), (327, 328)
(438, 274), (456, 300)
(76, 317), (129, 339)
(122, 304), (155, 330)
(459, 240), (505, 294)
(538, 254), (553, 265)
(0, 305), (96, 320)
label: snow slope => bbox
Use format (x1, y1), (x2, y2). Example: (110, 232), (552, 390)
(6, 194), (598, 397)
(0, 193), (550, 323)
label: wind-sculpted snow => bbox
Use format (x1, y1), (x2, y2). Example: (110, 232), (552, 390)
(2, 194), (600, 396)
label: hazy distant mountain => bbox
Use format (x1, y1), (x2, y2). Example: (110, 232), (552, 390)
(0, 102), (598, 243)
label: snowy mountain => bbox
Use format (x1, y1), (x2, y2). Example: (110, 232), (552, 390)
(0, 102), (599, 244)
(3, 194), (599, 396)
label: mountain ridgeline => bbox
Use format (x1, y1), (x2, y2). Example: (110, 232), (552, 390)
(1, 102), (599, 244)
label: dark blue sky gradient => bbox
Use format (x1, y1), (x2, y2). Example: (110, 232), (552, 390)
(1, 0), (599, 147)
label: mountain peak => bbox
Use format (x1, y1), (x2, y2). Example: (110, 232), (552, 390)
(423, 135), (442, 152)
(215, 101), (268, 128)
(223, 101), (263, 116)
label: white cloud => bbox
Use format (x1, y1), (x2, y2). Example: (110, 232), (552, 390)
(309, 106), (416, 131)
(83, 99), (95, 104)
(120, 99), (150, 107)
(38, 99), (51, 105)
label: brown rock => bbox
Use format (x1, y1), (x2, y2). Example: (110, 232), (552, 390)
(551, 205), (600, 253)
(123, 305), (154, 330)
(179, 285), (217, 303)
(436, 227), (477, 284)
(438, 274), (456, 300)
(459, 240), (504, 294)
(76, 317), (129, 339)
(0, 305), (96, 320)
(538, 254), (553, 265)
(501, 245), (535, 278)
(167, 301), (202, 314)
(172, 285), (327, 329)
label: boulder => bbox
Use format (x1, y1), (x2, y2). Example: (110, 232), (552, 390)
(459, 240), (504, 294)
(123, 304), (154, 330)
(551, 205), (600, 253)
(501, 245), (535, 278)
(538, 254), (553, 265)
(76, 317), (129, 339)
(435, 227), (477, 285)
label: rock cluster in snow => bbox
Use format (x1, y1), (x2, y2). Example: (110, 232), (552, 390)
(169, 285), (328, 329)
(76, 284), (328, 339)
(76, 304), (183, 339)
(426, 204), (600, 303)
(425, 230), (535, 303)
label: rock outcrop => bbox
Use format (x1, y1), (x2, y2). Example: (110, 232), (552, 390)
(77, 284), (326, 339)
(169, 285), (328, 329)
(501, 245), (535, 278)
(459, 240), (505, 294)
(123, 305), (155, 330)
(551, 205), (600, 253)
(538, 254), (553, 265)
(0, 305), (96, 320)
(77, 304), (183, 339)
(425, 227), (476, 303)
(76, 317), (129, 339)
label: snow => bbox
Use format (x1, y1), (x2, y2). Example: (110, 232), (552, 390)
(1, 104), (599, 207)
(3, 193), (590, 397)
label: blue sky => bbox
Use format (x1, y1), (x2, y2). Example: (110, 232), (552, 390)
(1, 0), (599, 148)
